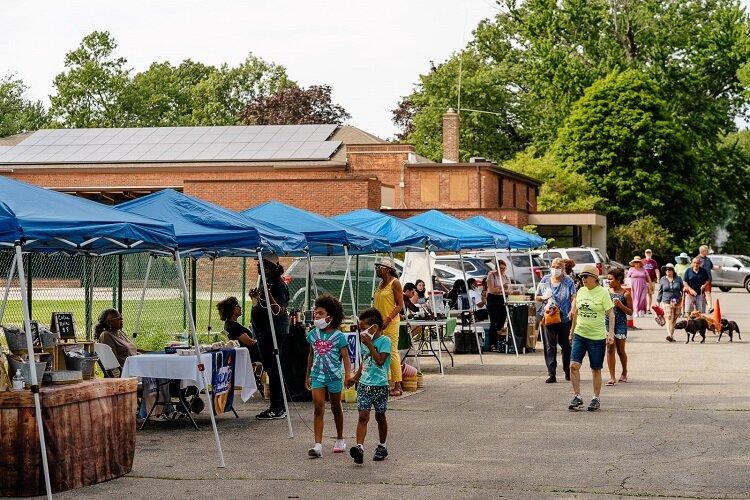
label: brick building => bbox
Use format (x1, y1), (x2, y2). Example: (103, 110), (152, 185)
(0, 112), (605, 248)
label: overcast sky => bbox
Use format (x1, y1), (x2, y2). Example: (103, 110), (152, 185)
(0, 0), (499, 139)
(2, 1), (748, 139)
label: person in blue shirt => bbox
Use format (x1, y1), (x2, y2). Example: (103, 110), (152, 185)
(305, 294), (351, 458)
(347, 307), (392, 464)
(683, 257), (711, 314)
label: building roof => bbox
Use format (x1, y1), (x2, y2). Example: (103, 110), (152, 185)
(0, 124), (346, 165)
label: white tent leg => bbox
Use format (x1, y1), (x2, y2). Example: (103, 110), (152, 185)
(257, 250), (294, 438)
(369, 261), (377, 307)
(15, 244), (52, 500)
(339, 250), (351, 303)
(175, 252), (226, 467)
(528, 249), (537, 291)
(0, 256), (17, 324)
(424, 249), (442, 376)
(344, 246), (358, 321)
(207, 256), (216, 334)
(304, 253), (310, 311)
(459, 252), (483, 364)
(307, 254), (319, 297)
(133, 254), (153, 339)
(493, 250), (519, 357)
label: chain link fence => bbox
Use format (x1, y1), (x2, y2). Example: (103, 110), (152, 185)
(0, 253), (254, 351)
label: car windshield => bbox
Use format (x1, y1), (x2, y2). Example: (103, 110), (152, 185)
(509, 255), (546, 267)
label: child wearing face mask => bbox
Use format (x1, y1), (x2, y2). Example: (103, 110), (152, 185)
(305, 294), (351, 458)
(346, 307), (392, 464)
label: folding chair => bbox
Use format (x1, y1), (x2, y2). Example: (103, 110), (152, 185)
(94, 342), (122, 378)
(441, 317), (457, 367)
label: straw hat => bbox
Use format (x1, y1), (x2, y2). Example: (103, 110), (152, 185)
(259, 253), (279, 266)
(629, 256), (643, 266)
(375, 256), (396, 271)
(579, 265), (599, 279)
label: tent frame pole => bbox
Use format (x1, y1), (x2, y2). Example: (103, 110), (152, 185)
(175, 251), (226, 467)
(207, 255), (216, 334)
(493, 249), (519, 357)
(0, 255), (17, 324)
(424, 249), (442, 376)
(459, 252), (483, 364)
(344, 246), (358, 321)
(15, 243), (52, 500)
(257, 249), (294, 438)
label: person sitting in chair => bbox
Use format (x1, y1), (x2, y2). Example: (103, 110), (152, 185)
(216, 296), (261, 362)
(95, 308), (138, 367)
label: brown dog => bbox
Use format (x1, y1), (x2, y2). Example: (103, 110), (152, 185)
(688, 311), (719, 334)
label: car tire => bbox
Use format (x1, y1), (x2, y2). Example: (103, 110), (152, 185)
(745, 279), (750, 294)
(719, 286), (732, 293)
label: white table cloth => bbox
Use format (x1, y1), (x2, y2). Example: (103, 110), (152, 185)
(122, 347), (257, 401)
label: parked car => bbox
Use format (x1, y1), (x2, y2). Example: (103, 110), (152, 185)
(537, 247), (609, 276)
(704, 254), (750, 293)
(466, 251), (545, 287)
(434, 256), (493, 278)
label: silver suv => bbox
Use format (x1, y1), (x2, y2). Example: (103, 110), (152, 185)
(537, 247), (609, 276)
(464, 251), (546, 287)
(705, 254), (750, 293)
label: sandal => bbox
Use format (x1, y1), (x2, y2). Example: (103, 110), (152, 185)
(489, 346), (498, 352)
(618, 374), (628, 383)
(605, 379), (616, 386)
(666, 336), (675, 342)
(389, 389), (403, 397)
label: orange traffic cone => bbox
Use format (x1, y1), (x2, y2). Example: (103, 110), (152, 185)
(714, 299), (721, 326)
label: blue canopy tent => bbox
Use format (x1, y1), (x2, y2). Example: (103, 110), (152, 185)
(241, 202), (391, 320)
(0, 177), (187, 497)
(407, 210), (523, 362)
(465, 216), (545, 250)
(118, 189), (309, 438)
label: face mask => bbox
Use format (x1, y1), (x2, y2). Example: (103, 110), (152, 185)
(313, 317), (331, 329)
(551, 268), (562, 278)
(360, 325), (374, 338)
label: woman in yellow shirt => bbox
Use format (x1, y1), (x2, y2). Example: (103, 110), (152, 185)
(373, 257), (405, 397)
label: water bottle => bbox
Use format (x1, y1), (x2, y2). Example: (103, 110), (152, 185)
(12, 369), (24, 391)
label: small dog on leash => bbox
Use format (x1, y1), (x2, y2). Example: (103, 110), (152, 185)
(674, 318), (709, 344)
(687, 311), (720, 334)
(718, 319), (741, 342)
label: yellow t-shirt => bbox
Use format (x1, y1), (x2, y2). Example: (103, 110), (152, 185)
(373, 278), (399, 335)
(574, 285), (613, 340)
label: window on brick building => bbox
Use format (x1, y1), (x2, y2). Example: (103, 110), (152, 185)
(420, 173), (440, 202)
(449, 174), (469, 202)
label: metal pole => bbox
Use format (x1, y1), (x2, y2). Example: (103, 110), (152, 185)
(257, 250), (294, 438)
(241, 257), (247, 325)
(175, 251), (225, 467)
(528, 248), (537, 291)
(117, 254), (123, 313)
(304, 252), (310, 311)
(207, 256), (216, 334)
(190, 258), (197, 335)
(25, 253), (32, 320)
(133, 254), (153, 339)
(493, 250), (519, 357)
(86, 255), (96, 340)
(344, 246), (358, 321)
(307, 253), (319, 298)
(424, 249), (442, 376)
(459, 252), (483, 364)
(15, 244), (52, 500)
(0, 256), (17, 324)
(338, 249), (351, 303)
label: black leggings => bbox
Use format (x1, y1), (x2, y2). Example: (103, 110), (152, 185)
(486, 293), (508, 348)
(542, 321), (571, 377)
(257, 330), (288, 412)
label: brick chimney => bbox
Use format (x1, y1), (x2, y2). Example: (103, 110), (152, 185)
(442, 109), (459, 163)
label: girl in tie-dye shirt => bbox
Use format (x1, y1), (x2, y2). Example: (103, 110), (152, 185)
(305, 294), (351, 458)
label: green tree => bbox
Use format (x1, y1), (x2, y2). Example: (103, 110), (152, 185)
(554, 70), (699, 250)
(0, 74), (46, 137)
(609, 216), (673, 262)
(502, 148), (605, 211)
(241, 84), (350, 125)
(392, 50), (526, 162)
(190, 54), (293, 125)
(121, 60), (216, 127)
(49, 31), (130, 128)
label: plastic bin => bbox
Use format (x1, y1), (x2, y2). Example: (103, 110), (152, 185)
(506, 303), (529, 354)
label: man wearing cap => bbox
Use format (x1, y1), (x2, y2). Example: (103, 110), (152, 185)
(642, 249), (660, 312)
(568, 265), (615, 412)
(696, 245), (720, 313)
(251, 253), (290, 420)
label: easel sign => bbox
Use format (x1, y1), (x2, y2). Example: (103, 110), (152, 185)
(26, 320), (40, 346)
(51, 312), (76, 340)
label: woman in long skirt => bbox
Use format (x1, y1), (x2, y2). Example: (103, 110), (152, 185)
(626, 256), (650, 317)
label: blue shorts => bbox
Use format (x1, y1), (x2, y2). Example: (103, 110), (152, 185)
(357, 384), (389, 414)
(311, 378), (343, 394)
(571, 335), (606, 370)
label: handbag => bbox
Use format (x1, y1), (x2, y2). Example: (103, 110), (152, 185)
(542, 307), (562, 326)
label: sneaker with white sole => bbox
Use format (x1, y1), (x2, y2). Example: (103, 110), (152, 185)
(373, 444), (388, 461)
(333, 439), (346, 453)
(568, 394), (583, 410)
(350, 445), (364, 464)
(308, 444), (322, 459)
(256, 408), (286, 420)
(587, 397), (600, 411)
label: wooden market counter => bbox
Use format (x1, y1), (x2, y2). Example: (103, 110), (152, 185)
(0, 378), (137, 497)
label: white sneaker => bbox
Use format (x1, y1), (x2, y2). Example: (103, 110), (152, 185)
(333, 439), (346, 453)
(307, 443), (322, 458)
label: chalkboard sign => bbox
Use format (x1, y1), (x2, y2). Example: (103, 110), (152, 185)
(51, 312), (76, 340)
(27, 321), (40, 346)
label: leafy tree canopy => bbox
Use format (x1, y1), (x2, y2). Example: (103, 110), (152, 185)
(241, 84), (350, 126)
(0, 74), (46, 137)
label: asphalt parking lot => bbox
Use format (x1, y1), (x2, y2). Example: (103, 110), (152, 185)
(57, 290), (750, 499)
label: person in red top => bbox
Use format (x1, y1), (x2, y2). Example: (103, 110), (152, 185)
(642, 249), (660, 313)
